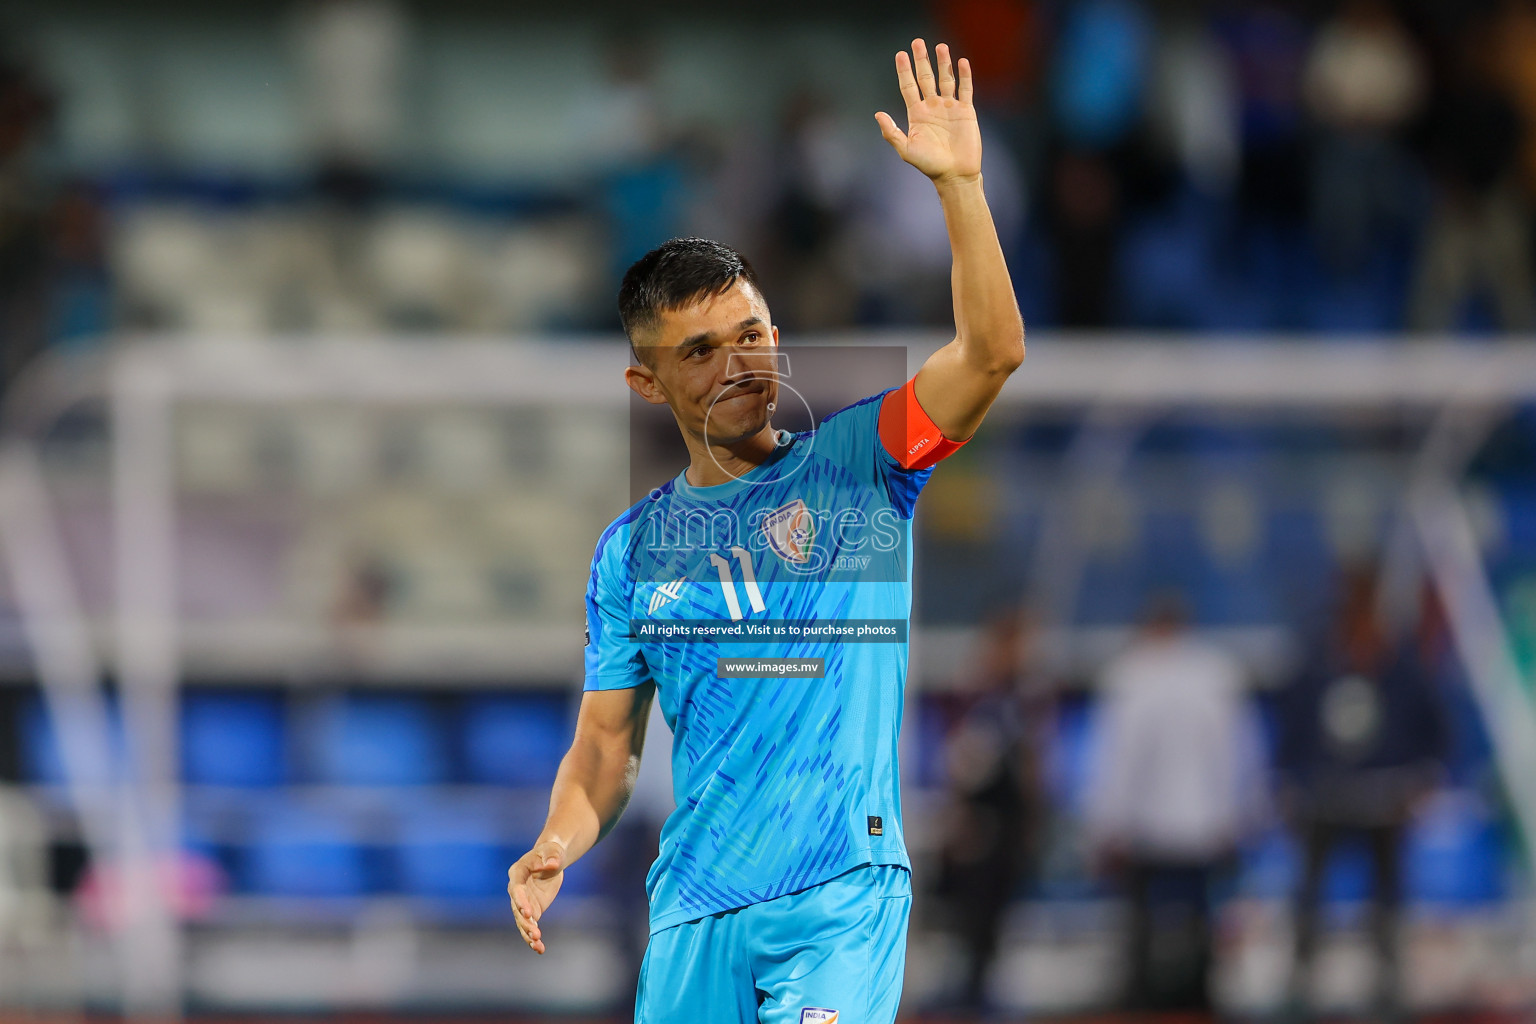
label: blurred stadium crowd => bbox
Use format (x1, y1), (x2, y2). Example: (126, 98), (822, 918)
(0, 0), (1528, 1020)
(0, 0), (1534, 371)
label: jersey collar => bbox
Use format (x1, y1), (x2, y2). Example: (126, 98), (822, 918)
(671, 429), (796, 501)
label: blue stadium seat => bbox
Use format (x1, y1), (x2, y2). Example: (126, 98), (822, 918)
(556, 849), (603, 899)
(309, 694), (448, 786)
(395, 797), (509, 902)
(1253, 695), (1282, 762)
(1244, 829), (1374, 906)
(1119, 201), (1214, 329)
(1140, 510), (1201, 579)
(1442, 683), (1493, 788)
(1294, 239), (1404, 334)
(1191, 565), (1278, 625)
(397, 790), (604, 906)
(910, 695), (952, 789)
(243, 800), (370, 897)
(1074, 557), (1149, 625)
(181, 691), (286, 787)
(19, 695), (123, 785)
(1190, 280), (1276, 332)
(1263, 507), (1336, 623)
(1454, 294), (1502, 335)
(1179, 422), (1269, 463)
(1236, 227), (1308, 330)
(1265, 508), (1332, 572)
(1319, 835), (1377, 904)
(1404, 792), (1507, 906)
(1138, 510), (1280, 625)
(1046, 697), (1100, 817)
(460, 693), (570, 787)
(1009, 230), (1056, 327)
(1299, 277), (1399, 333)
(1502, 487), (1536, 559)
(1240, 793), (1508, 911)
(1239, 828), (1298, 900)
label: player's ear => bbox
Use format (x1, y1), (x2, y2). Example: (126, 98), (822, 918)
(624, 363), (669, 406)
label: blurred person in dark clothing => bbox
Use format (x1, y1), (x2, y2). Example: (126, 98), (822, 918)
(1495, 0), (1536, 201)
(0, 54), (56, 402)
(1493, 0), (1536, 292)
(935, 606), (1051, 1012)
(1302, 0), (1426, 274)
(1042, 0), (1151, 327)
(1086, 594), (1269, 1014)
(1218, 1), (1312, 228)
(48, 181), (112, 349)
(1408, 14), (1536, 331)
(1045, 149), (1122, 327)
(1278, 566), (1449, 1020)
(758, 91), (861, 330)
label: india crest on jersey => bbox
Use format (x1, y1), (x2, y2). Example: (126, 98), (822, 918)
(762, 498), (815, 564)
(800, 1010), (838, 1024)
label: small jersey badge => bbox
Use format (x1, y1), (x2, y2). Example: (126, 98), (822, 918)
(762, 498), (815, 564)
(800, 1010), (838, 1024)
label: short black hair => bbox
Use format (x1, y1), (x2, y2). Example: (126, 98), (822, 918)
(618, 237), (764, 349)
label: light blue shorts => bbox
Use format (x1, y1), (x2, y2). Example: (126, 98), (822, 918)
(635, 864), (911, 1024)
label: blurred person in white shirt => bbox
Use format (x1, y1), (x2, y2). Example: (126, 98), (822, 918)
(1086, 593), (1270, 1013)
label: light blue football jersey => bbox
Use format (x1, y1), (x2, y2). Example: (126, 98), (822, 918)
(583, 388), (934, 933)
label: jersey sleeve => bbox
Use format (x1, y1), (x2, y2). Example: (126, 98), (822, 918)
(812, 377), (968, 519)
(582, 525), (648, 691)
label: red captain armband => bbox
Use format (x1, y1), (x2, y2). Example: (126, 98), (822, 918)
(877, 377), (969, 471)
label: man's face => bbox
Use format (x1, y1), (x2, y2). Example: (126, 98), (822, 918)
(628, 279), (781, 447)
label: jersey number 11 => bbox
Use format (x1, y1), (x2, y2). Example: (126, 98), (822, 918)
(708, 546), (767, 621)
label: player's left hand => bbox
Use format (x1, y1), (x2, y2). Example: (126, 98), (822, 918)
(875, 38), (982, 186)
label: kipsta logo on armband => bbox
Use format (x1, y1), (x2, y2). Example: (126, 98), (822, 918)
(762, 498), (816, 564)
(800, 1010), (838, 1024)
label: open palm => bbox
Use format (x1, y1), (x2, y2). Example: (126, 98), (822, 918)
(875, 39), (982, 184)
(508, 840), (566, 955)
